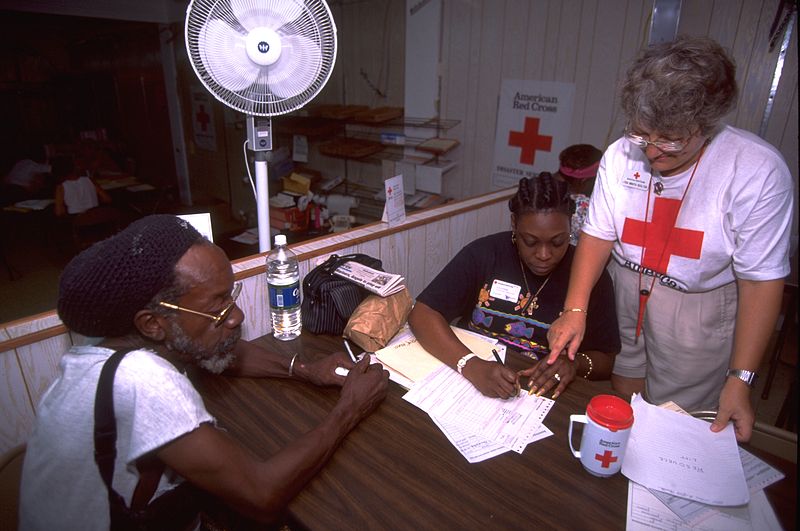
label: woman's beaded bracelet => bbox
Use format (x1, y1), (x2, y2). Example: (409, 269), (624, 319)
(559, 308), (587, 317)
(288, 353), (299, 377)
(577, 351), (593, 379)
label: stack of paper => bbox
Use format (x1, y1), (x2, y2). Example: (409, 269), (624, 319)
(373, 324), (553, 462)
(403, 364), (553, 463)
(624, 395), (785, 530)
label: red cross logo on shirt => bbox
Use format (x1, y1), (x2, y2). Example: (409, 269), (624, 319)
(196, 105), (210, 132)
(621, 197), (704, 272)
(595, 450), (618, 468)
(508, 117), (552, 165)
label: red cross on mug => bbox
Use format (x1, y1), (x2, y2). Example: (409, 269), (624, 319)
(595, 450), (618, 468)
(569, 395), (634, 477)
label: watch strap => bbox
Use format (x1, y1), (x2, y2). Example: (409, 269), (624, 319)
(456, 353), (478, 374)
(725, 368), (758, 388)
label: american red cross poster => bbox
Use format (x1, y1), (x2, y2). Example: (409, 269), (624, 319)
(191, 87), (217, 152)
(492, 80), (575, 189)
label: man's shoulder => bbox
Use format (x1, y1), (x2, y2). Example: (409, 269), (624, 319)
(64, 345), (176, 376)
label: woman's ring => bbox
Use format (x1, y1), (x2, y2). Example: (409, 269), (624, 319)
(553, 373), (561, 382)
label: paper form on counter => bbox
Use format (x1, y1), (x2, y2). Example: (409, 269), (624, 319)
(622, 394), (748, 506)
(626, 481), (781, 531)
(649, 446), (785, 526)
(403, 364), (553, 461)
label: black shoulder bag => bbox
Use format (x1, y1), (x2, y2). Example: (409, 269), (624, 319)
(94, 349), (211, 531)
(301, 253), (383, 335)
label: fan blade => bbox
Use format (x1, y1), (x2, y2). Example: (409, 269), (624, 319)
(230, 0), (303, 32)
(267, 34), (321, 98)
(199, 19), (260, 92)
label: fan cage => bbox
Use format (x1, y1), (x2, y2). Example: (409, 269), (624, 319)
(186, 0), (337, 117)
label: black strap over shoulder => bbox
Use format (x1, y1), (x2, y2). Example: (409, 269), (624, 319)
(94, 349), (133, 496)
(93, 349), (210, 531)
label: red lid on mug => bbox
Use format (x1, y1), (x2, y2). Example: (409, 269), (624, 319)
(586, 395), (634, 432)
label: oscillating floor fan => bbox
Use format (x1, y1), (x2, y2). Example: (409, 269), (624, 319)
(185, 0), (337, 251)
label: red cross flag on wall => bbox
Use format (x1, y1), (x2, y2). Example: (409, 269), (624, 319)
(492, 80), (575, 189)
(191, 87), (217, 152)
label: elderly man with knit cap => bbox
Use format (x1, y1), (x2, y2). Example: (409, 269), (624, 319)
(19, 214), (389, 530)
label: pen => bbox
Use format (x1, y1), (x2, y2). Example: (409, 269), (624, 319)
(493, 348), (520, 397)
(492, 348), (503, 364)
(343, 339), (357, 363)
(492, 349), (505, 365)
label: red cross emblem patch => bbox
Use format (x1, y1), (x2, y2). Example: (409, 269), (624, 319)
(621, 197), (704, 272)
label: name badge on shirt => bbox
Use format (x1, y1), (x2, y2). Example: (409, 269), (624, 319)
(489, 279), (521, 302)
(622, 168), (650, 191)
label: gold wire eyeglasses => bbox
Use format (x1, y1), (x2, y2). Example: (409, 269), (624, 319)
(158, 282), (242, 327)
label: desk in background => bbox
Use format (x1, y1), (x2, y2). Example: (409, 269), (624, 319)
(193, 333), (796, 530)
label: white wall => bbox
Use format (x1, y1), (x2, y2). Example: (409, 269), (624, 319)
(437, 0), (798, 201)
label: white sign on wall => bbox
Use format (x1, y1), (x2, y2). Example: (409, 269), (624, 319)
(491, 80), (575, 189)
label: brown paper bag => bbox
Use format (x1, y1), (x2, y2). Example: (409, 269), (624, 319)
(343, 288), (413, 352)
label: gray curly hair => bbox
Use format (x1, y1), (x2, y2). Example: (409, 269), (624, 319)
(620, 35), (738, 137)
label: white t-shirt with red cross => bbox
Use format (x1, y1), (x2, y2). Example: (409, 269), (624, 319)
(583, 125), (794, 293)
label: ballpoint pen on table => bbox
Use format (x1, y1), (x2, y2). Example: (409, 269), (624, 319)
(343, 339), (357, 363)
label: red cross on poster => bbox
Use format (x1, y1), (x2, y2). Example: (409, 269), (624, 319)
(621, 197), (704, 273)
(492, 80), (574, 189)
(191, 87), (217, 151)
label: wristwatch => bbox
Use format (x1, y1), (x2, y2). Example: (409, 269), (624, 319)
(726, 368), (758, 388)
(456, 353), (478, 374)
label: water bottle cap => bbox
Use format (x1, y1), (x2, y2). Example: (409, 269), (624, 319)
(274, 234), (287, 246)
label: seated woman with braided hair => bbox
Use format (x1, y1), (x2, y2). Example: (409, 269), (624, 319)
(408, 173), (620, 399)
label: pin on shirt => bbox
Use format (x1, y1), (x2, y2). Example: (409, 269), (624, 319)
(653, 177), (664, 195)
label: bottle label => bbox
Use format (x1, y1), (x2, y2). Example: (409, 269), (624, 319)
(268, 281), (301, 309)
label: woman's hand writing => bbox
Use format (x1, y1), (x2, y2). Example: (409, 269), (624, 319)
(461, 358), (520, 399)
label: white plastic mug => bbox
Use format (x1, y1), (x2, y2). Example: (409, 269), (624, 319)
(568, 394), (634, 477)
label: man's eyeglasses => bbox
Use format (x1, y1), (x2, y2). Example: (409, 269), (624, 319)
(158, 282), (242, 327)
(624, 130), (687, 153)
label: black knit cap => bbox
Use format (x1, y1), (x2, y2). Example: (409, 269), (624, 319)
(58, 214), (205, 337)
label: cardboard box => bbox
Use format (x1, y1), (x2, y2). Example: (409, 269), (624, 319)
(282, 172), (311, 195)
(269, 206), (309, 232)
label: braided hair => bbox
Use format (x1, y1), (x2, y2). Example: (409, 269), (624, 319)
(508, 172), (575, 218)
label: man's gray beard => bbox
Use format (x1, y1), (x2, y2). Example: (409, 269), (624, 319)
(166, 322), (241, 374)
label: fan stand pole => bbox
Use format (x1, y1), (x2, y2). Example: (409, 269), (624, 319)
(254, 152), (271, 253)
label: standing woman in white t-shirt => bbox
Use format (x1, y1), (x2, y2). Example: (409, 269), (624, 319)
(546, 36), (794, 442)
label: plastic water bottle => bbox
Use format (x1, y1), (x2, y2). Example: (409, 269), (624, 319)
(266, 234), (302, 340)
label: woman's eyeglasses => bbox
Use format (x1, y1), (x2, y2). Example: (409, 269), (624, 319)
(158, 282), (242, 327)
(624, 131), (687, 153)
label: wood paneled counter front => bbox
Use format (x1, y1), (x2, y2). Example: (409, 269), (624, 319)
(192, 333), (796, 530)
